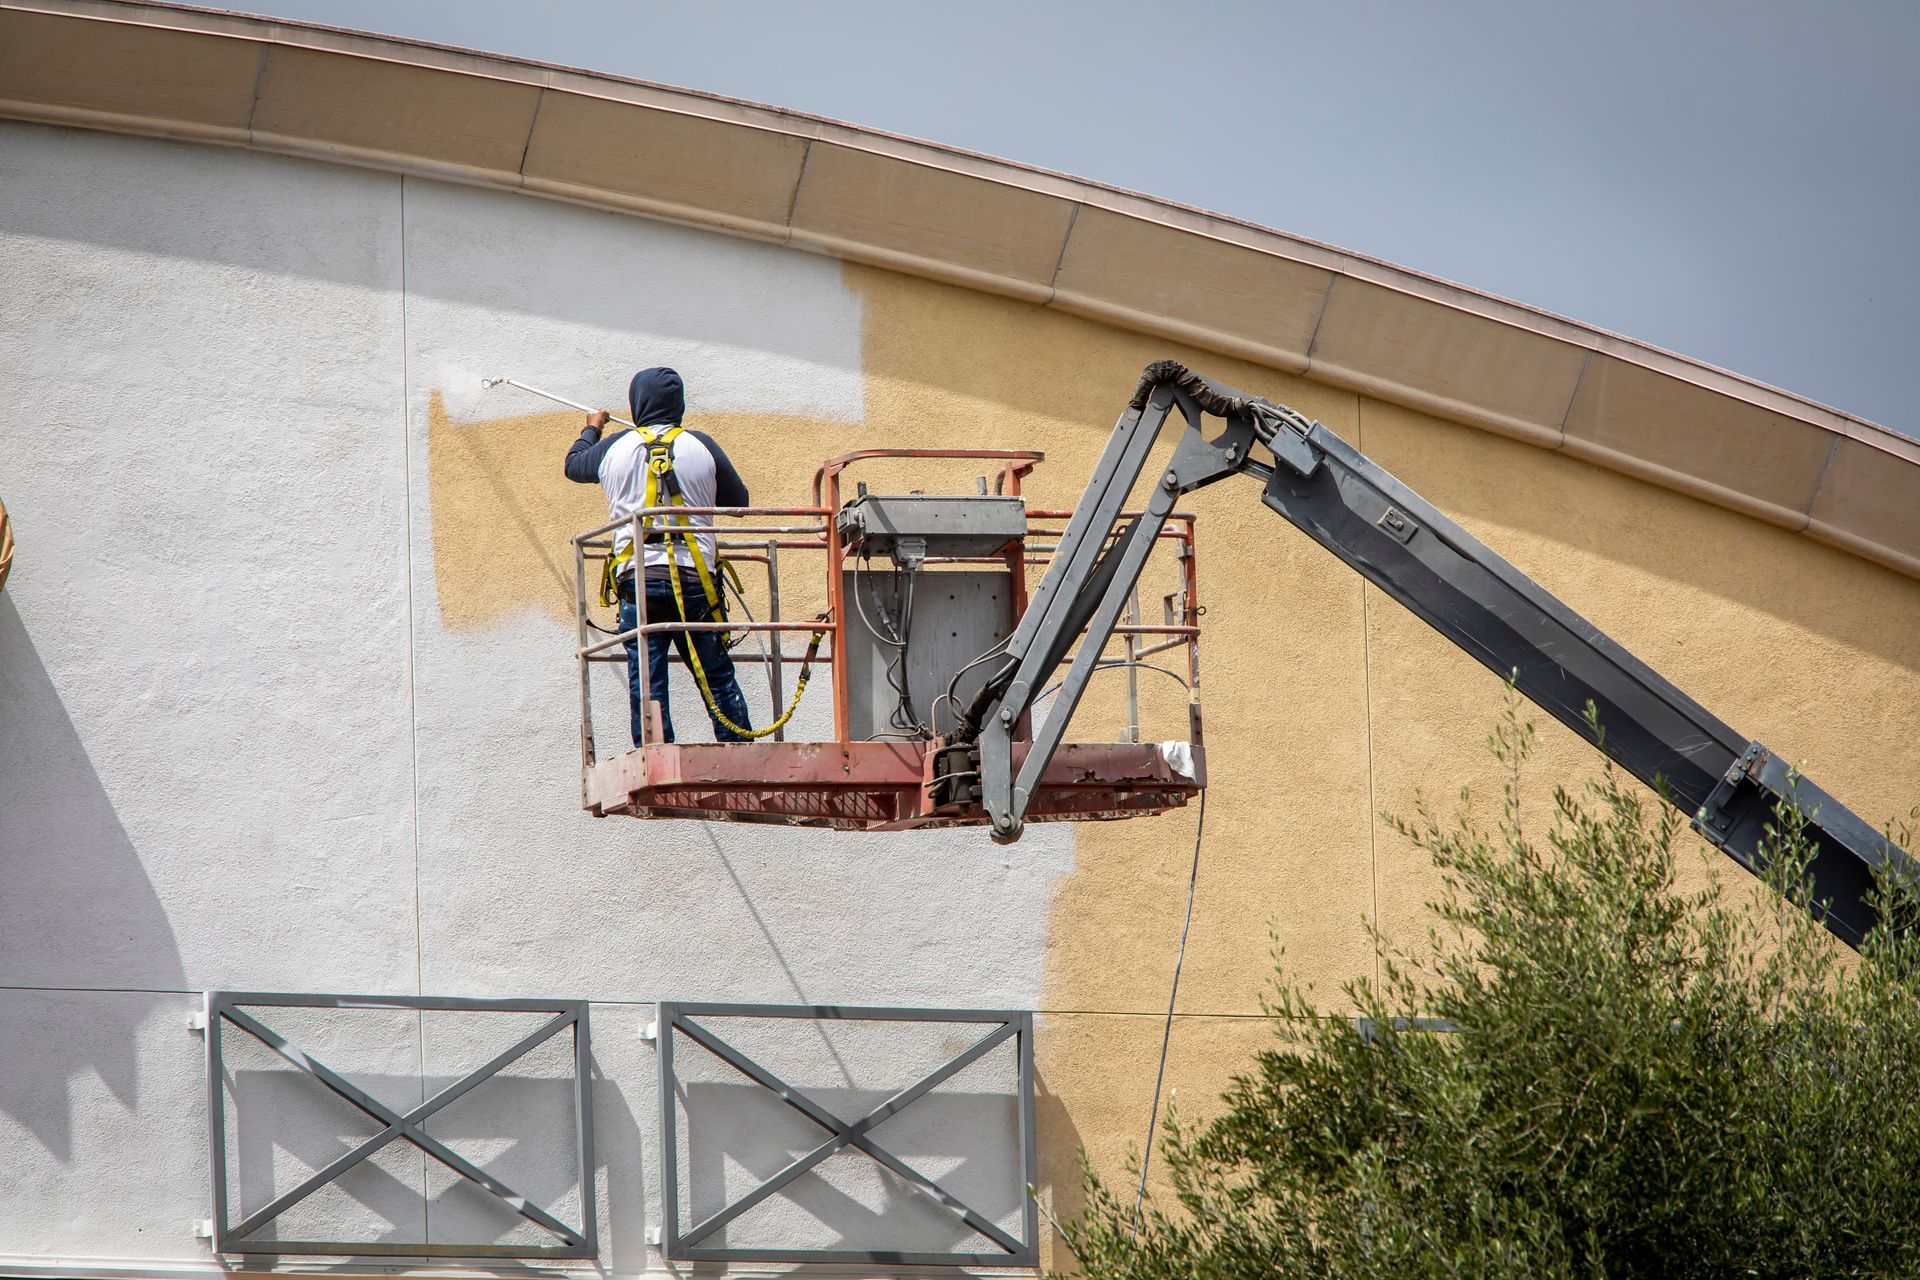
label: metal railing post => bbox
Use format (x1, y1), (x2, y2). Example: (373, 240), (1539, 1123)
(575, 538), (595, 773)
(765, 539), (786, 743)
(631, 513), (650, 748)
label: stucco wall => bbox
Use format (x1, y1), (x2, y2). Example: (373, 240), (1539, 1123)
(3, 118), (1918, 1275)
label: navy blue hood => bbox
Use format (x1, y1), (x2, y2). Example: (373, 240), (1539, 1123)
(628, 367), (685, 428)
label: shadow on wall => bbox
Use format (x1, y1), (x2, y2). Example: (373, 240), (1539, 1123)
(0, 595), (186, 1156)
(0, 123), (398, 294)
(678, 1080), (1028, 1258)
(1033, 1064), (1089, 1266)
(0, 125), (846, 374)
(590, 1056), (652, 1272)
(221, 1068), (644, 1254)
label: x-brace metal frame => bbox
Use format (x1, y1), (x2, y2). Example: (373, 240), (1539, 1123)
(657, 1002), (1038, 1266)
(202, 991), (597, 1259)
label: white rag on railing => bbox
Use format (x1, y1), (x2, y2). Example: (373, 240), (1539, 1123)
(1158, 740), (1196, 780)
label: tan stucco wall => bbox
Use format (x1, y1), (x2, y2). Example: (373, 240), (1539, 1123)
(425, 259), (1920, 1265)
(10, 23), (1913, 1256)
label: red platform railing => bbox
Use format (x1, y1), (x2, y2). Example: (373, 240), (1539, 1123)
(571, 450), (1204, 830)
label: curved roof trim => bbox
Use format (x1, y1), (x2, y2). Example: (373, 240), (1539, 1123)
(3, 0), (1915, 579)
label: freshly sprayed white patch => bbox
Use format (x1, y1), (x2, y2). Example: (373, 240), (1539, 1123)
(405, 181), (863, 426)
(392, 175), (1075, 1014)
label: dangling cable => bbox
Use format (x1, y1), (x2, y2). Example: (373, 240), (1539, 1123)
(720, 571), (780, 707)
(850, 553), (931, 739)
(1134, 788), (1207, 1234)
(1033, 660), (1190, 708)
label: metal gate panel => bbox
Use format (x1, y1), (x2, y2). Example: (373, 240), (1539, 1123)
(201, 991), (596, 1259)
(658, 1002), (1038, 1267)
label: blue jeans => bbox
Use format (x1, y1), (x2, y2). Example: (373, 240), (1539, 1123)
(618, 573), (753, 746)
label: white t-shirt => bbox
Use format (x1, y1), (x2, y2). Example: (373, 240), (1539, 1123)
(598, 428), (723, 576)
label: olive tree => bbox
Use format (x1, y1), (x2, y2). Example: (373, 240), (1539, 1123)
(1063, 701), (1920, 1280)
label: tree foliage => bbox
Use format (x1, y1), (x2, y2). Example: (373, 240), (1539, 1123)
(1063, 700), (1920, 1279)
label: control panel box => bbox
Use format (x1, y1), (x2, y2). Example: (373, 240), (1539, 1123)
(835, 494), (1026, 567)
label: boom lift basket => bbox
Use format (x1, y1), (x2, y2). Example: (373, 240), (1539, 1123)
(571, 449), (1205, 831)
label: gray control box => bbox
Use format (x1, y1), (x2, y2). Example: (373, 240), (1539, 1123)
(843, 568), (1014, 739)
(836, 494), (1027, 567)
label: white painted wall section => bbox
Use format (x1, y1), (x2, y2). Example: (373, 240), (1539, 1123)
(0, 121), (1063, 1273)
(0, 125), (417, 997)
(411, 181), (864, 427)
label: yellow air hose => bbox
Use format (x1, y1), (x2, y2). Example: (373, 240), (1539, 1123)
(664, 522), (826, 741)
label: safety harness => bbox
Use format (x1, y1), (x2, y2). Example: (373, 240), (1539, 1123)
(598, 424), (826, 741)
(598, 426), (725, 615)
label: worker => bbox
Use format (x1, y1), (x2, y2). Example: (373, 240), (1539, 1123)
(564, 367), (755, 746)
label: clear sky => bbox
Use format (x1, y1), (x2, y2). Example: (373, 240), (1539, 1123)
(206, 1), (1917, 434)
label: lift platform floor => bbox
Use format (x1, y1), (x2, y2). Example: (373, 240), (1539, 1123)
(585, 740), (1202, 831)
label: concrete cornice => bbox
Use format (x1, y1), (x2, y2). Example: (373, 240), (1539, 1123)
(3, 0), (1915, 578)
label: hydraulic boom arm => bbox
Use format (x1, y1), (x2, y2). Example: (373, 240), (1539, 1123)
(962, 361), (1912, 948)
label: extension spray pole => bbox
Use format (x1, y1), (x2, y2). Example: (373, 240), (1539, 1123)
(482, 374), (828, 740)
(480, 376), (636, 430)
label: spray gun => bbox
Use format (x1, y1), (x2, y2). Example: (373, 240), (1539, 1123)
(480, 376), (634, 429)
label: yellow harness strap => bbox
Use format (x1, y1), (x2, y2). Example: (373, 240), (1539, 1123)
(601, 423), (827, 741)
(597, 425), (724, 621)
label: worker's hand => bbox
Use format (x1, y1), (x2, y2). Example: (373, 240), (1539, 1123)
(586, 409), (610, 430)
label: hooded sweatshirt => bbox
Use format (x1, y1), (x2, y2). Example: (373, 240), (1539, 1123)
(564, 367), (750, 579)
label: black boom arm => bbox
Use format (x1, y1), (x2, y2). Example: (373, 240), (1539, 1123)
(967, 361), (1912, 948)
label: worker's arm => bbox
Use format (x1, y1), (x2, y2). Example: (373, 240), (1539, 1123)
(563, 409), (614, 484)
(691, 430), (750, 506)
